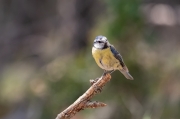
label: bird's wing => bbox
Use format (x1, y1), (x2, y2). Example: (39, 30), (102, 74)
(110, 45), (129, 72)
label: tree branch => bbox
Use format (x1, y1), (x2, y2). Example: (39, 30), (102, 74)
(55, 73), (111, 119)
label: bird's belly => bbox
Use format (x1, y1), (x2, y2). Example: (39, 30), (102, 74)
(92, 47), (120, 71)
(100, 55), (119, 71)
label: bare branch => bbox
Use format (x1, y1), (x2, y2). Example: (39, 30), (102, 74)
(55, 73), (111, 119)
(84, 101), (107, 108)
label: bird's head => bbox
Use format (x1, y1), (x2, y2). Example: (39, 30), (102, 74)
(93, 35), (110, 49)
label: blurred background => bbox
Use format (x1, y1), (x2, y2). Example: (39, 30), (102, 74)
(0, 0), (180, 119)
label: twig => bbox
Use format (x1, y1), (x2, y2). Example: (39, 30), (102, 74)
(55, 73), (111, 119)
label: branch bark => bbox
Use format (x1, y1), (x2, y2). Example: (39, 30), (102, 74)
(55, 73), (111, 119)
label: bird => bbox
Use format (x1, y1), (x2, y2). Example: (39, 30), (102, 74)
(92, 35), (134, 80)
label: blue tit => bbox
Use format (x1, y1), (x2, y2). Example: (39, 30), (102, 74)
(92, 35), (134, 80)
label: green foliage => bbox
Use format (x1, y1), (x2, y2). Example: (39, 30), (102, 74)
(106, 0), (143, 41)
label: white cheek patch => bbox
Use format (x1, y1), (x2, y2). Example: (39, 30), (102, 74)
(94, 43), (104, 49)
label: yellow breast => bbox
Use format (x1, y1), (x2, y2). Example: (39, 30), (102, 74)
(92, 47), (121, 70)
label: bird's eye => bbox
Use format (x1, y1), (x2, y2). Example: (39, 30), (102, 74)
(98, 41), (102, 43)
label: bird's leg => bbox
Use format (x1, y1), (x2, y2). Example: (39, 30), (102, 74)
(90, 70), (114, 86)
(102, 70), (108, 76)
(109, 70), (115, 74)
(103, 70), (114, 75)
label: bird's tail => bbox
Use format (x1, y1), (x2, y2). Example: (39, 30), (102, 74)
(119, 69), (134, 80)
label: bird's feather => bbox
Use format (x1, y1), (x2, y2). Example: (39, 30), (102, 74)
(110, 45), (129, 72)
(119, 69), (134, 80)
